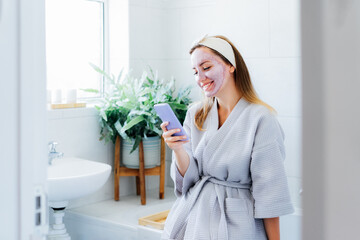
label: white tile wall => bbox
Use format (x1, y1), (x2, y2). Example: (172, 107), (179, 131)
(246, 57), (302, 117)
(108, 0), (129, 74)
(162, 9), (182, 59)
(278, 116), (302, 178)
(129, 0), (303, 209)
(212, 0), (270, 58)
(287, 176), (302, 209)
(48, 0), (301, 211)
(159, 59), (202, 101)
(129, 6), (167, 60)
(47, 108), (172, 208)
(129, 0), (147, 7)
(47, 109), (117, 208)
(129, 59), (170, 81)
(270, 0), (301, 57)
(178, 5), (217, 59)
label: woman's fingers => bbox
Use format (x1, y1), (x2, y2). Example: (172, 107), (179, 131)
(164, 135), (188, 143)
(166, 140), (189, 150)
(160, 122), (188, 151)
(160, 122), (169, 132)
(163, 128), (180, 138)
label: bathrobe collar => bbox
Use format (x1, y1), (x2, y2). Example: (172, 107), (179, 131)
(196, 97), (250, 164)
(206, 96), (249, 133)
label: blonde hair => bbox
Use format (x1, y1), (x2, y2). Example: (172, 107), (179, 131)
(189, 35), (275, 131)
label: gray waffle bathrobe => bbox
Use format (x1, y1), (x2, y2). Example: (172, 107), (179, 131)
(161, 97), (294, 240)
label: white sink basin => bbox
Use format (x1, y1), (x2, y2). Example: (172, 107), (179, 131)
(47, 157), (111, 206)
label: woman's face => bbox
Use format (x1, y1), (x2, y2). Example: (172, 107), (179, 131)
(191, 47), (233, 98)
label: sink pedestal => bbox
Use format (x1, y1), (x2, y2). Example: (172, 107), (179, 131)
(48, 202), (71, 240)
(47, 157), (111, 240)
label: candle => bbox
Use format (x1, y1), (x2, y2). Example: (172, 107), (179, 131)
(66, 89), (77, 103)
(52, 89), (62, 104)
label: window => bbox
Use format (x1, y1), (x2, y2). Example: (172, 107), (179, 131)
(45, 0), (106, 100)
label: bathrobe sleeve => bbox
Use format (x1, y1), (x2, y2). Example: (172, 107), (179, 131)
(170, 108), (200, 197)
(250, 112), (294, 218)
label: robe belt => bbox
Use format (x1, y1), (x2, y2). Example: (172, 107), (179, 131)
(207, 177), (251, 189)
(169, 176), (251, 240)
(208, 177), (251, 240)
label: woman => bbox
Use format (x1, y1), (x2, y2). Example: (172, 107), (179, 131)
(160, 35), (294, 240)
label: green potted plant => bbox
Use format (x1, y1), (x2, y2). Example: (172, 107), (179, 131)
(83, 64), (192, 168)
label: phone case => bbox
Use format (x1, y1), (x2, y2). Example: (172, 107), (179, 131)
(154, 103), (189, 141)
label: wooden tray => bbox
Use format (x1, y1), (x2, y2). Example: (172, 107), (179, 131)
(138, 210), (170, 230)
(50, 102), (86, 109)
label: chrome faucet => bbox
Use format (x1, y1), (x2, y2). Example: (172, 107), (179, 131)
(48, 141), (64, 165)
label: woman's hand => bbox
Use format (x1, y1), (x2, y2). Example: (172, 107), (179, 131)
(161, 122), (190, 176)
(160, 122), (189, 151)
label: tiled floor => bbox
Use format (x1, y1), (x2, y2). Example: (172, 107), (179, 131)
(63, 187), (301, 240)
(67, 187), (177, 229)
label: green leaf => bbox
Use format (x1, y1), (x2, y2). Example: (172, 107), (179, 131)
(129, 110), (152, 117)
(88, 63), (192, 146)
(146, 76), (154, 85)
(152, 127), (162, 136)
(130, 136), (142, 154)
(80, 88), (100, 93)
(138, 88), (153, 97)
(117, 68), (124, 84)
(117, 101), (135, 110)
(148, 66), (155, 79)
(121, 115), (145, 133)
(168, 102), (188, 110)
(89, 62), (114, 83)
(114, 120), (123, 134)
(100, 109), (107, 121)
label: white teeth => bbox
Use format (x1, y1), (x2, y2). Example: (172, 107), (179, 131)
(203, 81), (213, 90)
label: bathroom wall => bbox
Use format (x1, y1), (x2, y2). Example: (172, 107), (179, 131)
(46, 0), (136, 209)
(129, 0), (302, 209)
(46, 0), (170, 209)
(48, 0), (301, 209)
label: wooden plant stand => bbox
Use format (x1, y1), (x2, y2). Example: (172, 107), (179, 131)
(114, 135), (166, 205)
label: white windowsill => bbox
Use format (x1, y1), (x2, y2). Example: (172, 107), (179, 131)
(47, 103), (99, 120)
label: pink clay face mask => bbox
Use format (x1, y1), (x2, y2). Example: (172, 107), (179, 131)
(191, 48), (227, 98)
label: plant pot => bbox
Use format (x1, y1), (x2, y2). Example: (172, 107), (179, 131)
(122, 136), (161, 169)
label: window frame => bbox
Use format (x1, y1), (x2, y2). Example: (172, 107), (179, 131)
(46, 0), (109, 102)
(86, 0), (110, 101)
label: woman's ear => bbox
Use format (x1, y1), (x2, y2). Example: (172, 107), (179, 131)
(229, 66), (235, 73)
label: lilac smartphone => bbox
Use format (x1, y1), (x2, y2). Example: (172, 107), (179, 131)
(154, 103), (189, 141)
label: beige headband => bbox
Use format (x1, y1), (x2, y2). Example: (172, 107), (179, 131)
(199, 37), (236, 68)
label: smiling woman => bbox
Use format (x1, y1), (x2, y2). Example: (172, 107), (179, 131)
(191, 47), (229, 98)
(160, 35), (294, 240)
(45, 0), (106, 100)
